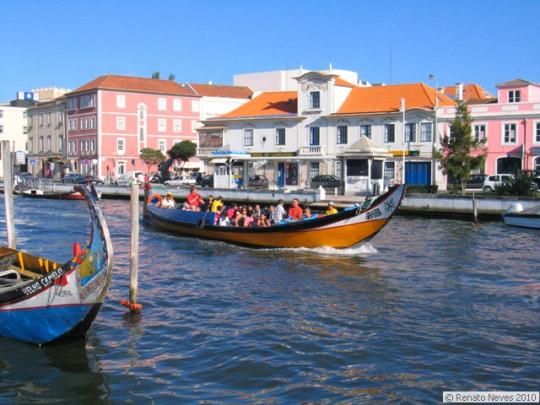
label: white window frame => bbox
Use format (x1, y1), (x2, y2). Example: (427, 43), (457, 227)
(420, 122), (433, 142)
(473, 123), (487, 143)
(90, 139), (96, 153)
(116, 95), (126, 108)
(243, 128), (254, 147)
(360, 124), (372, 139)
(405, 123), (416, 142)
(508, 90), (521, 103)
(336, 125), (347, 144)
(158, 98), (167, 111)
(173, 119), (182, 132)
(116, 160), (126, 177)
(275, 127), (286, 146)
(534, 121), (540, 144)
(384, 123), (395, 143)
(117, 138), (126, 155)
(117, 116), (126, 130)
(158, 139), (167, 153)
(502, 122), (518, 145)
(90, 116), (96, 129)
(309, 126), (320, 146)
(173, 99), (182, 111)
(158, 118), (167, 132)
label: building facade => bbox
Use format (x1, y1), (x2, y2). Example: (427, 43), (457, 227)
(65, 75), (201, 180)
(198, 70), (454, 194)
(439, 79), (540, 177)
(0, 100), (30, 178)
(26, 97), (67, 178)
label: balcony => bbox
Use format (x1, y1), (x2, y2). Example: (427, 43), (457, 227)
(198, 147), (223, 157)
(298, 146), (326, 156)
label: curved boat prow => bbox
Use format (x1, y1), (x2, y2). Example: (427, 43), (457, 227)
(0, 184), (114, 344)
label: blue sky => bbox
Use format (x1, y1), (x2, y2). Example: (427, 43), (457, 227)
(1, 0), (539, 101)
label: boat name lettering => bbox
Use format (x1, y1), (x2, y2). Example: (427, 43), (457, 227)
(365, 208), (382, 220)
(21, 267), (65, 296)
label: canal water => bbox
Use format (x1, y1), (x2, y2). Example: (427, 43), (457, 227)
(0, 197), (538, 403)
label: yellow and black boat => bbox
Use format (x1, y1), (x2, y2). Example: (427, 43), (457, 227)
(144, 184), (404, 249)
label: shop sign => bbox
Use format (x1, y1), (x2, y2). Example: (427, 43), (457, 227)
(251, 151), (297, 158)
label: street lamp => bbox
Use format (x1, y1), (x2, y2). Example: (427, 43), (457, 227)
(428, 74), (438, 187)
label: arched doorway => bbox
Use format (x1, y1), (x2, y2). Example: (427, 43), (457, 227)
(497, 157), (521, 174)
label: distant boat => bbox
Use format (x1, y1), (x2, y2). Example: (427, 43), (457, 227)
(0, 185), (113, 344)
(144, 184), (405, 249)
(502, 203), (540, 229)
(14, 187), (88, 200)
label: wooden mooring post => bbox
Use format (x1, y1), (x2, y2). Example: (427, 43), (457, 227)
(472, 193), (479, 225)
(2, 141), (16, 249)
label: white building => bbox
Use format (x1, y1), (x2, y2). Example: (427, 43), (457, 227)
(0, 102), (30, 178)
(198, 69), (454, 194)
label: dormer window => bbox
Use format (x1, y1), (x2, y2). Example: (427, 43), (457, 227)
(309, 91), (320, 109)
(509, 90), (521, 103)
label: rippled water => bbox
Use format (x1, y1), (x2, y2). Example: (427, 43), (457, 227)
(0, 197), (538, 403)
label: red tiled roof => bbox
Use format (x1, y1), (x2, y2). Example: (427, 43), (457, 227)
(69, 74), (198, 96)
(189, 83), (253, 99)
(219, 91), (297, 118)
(443, 84), (493, 100)
(334, 77), (356, 87)
(336, 83), (455, 115)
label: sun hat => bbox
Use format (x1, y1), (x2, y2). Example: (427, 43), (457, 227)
(328, 201), (335, 206)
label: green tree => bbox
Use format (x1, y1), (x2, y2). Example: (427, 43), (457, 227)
(435, 101), (486, 195)
(139, 148), (165, 173)
(168, 73), (176, 81)
(152, 71), (160, 79)
(168, 140), (197, 167)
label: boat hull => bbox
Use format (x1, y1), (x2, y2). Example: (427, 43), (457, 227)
(502, 213), (540, 229)
(145, 184), (404, 249)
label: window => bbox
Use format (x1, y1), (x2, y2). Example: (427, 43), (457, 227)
(347, 159), (369, 176)
(39, 137), (44, 151)
(384, 161), (395, 180)
(59, 135), (65, 152)
(535, 157), (540, 172)
(420, 122), (432, 142)
(503, 123), (517, 144)
(39, 114), (43, 126)
(80, 119), (84, 130)
(158, 139), (166, 152)
(243, 129), (254, 146)
(173, 119), (182, 132)
(46, 136), (51, 151)
(173, 99), (182, 111)
(47, 112), (52, 126)
(535, 122), (540, 143)
(90, 139), (96, 152)
(69, 119), (76, 131)
(310, 127), (320, 146)
(309, 162), (320, 179)
(509, 90), (521, 103)
(117, 138), (125, 154)
(276, 128), (286, 145)
(384, 124), (395, 143)
(27, 137), (33, 153)
(158, 118), (167, 132)
(191, 100), (200, 112)
(67, 98), (77, 110)
(116, 95), (126, 108)
(360, 124), (371, 138)
(158, 98), (167, 111)
(335, 160), (342, 179)
(337, 126), (347, 144)
(139, 127), (145, 142)
(405, 123), (416, 142)
(117, 116), (126, 130)
(117, 161), (126, 176)
(57, 111), (63, 123)
(309, 91), (320, 109)
(90, 116), (96, 129)
(474, 124), (486, 142)
(80, 94), (95, 109)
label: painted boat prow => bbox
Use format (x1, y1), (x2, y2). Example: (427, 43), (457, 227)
(0, 185), (113, 344)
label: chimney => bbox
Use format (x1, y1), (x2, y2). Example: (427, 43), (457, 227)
(456, 82), (464, 100)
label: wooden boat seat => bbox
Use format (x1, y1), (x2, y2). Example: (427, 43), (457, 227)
(6, 265), (42, 280)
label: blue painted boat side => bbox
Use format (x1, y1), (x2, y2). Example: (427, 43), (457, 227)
(0, 304), (93, 344)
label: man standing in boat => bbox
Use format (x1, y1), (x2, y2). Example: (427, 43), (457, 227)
(186, 186), (204, 211)
(287, 198), (303, 221)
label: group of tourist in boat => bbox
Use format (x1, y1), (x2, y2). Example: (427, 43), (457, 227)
(151, 186), (339, 227)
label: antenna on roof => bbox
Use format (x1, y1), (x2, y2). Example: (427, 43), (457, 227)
(300, 65), (304, 74)
(329, 62), (333, 72)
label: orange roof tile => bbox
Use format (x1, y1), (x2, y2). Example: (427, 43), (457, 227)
(189, 83), (253, 99)
(443, 84), (493, 100)
(336, 83), (455, 115)
(219, 91), (297, 118)
(334, 77), (356, 87)
(69, 74), (198, 96)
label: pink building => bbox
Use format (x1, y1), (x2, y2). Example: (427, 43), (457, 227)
(66, 75), (200, 180)
(440, 79), (540, 175)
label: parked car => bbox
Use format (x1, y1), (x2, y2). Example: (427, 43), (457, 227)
(164, 175), (197, 187)
(76, 175), (104, 185)
(63, 173), (86, 183)
(483, 174), (514, 192)
(149, 173), (165, 184)
(448, 174), (488, 190)
(116, 171), (145, 186)
(191, 172), (203, 184)
(311, 175), (342, 190)
(247, 175), (269, 189)
(200, 175), (214, 188)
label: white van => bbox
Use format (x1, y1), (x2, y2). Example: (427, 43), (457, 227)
(116, 170), (144, 186)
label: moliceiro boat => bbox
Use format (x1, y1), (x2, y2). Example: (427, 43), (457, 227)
(0, 186), (113, 344)
(144, 184), (405, 249)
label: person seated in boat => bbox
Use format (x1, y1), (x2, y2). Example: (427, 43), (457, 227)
(218, 210), (230, 226)
(253, 204), (263, 219)
(243, 209), (255, 227)
(266, 205), (276, 224)
(256, 213), (271, 227)
(325, 201), (338, 216)
(186, 186), (204, 211)
(227, 203), (238, 220)
(233, 208), (245, 227)
(211, 196), (223, 213)
(274, 200), (286, 223)
(158, 192), (176, 209)
(202, 195), (214, 212)
(287, 198), (303, 221)
(303, 207), (318, 220)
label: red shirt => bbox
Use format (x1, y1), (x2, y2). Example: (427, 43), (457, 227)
(288, 206), (303, 220)
(187, 191), (203, 207)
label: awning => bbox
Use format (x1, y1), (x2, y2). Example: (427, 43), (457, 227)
(210, 158), (228, 164)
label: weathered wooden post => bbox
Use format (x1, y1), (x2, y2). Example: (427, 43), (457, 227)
(2, 140), (16, 249)
(472, 192), (479, 225)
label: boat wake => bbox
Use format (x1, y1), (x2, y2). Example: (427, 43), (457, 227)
(269, 243), (378, 256)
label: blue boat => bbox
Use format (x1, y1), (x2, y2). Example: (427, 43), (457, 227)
(0, 185), (113, 344)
